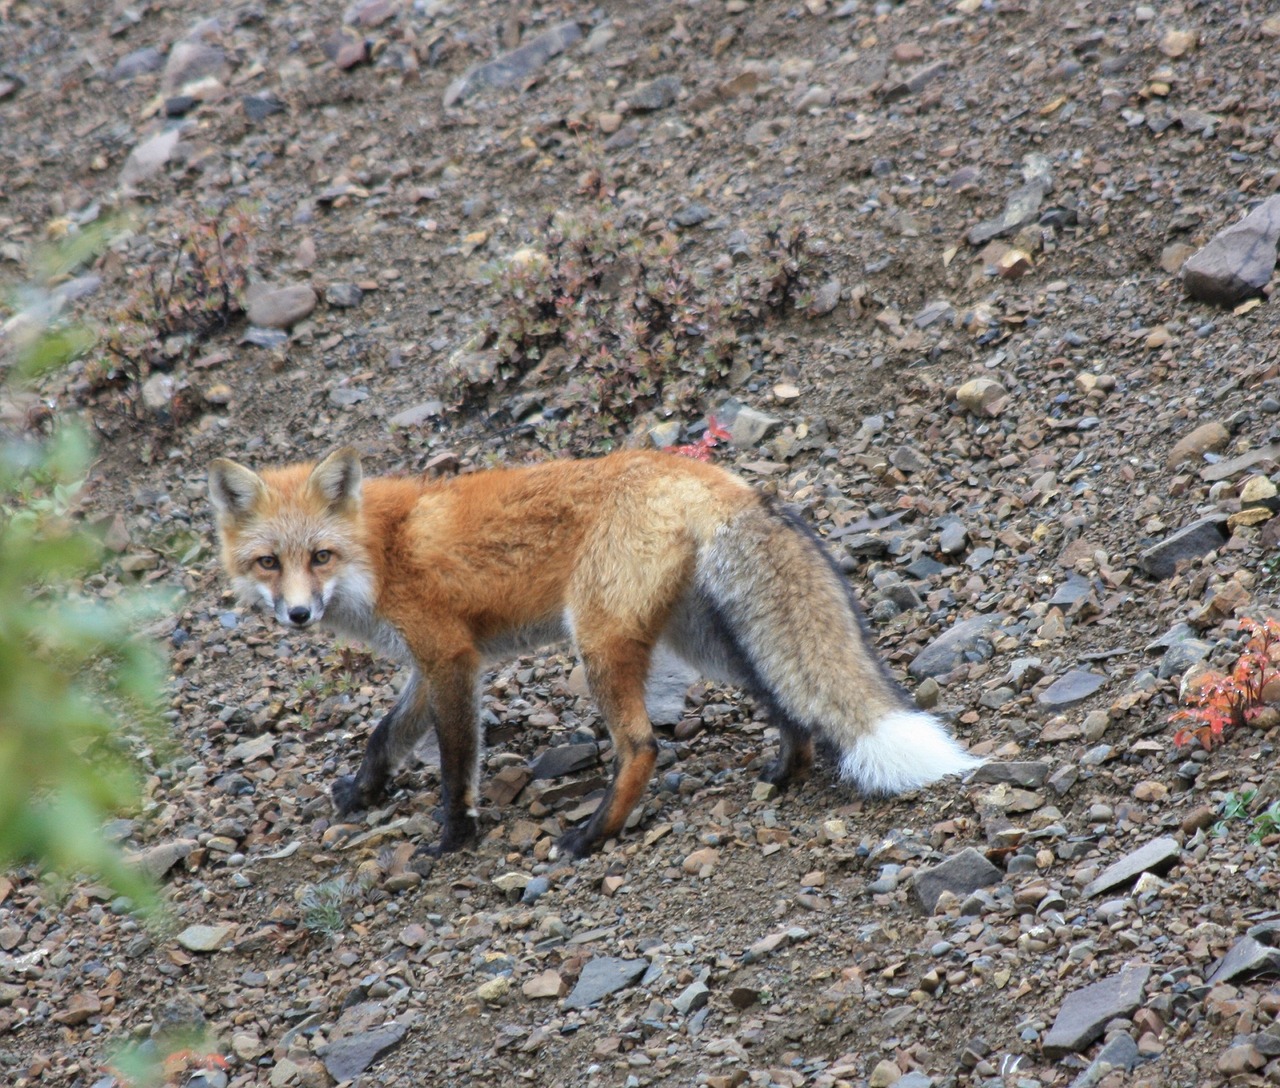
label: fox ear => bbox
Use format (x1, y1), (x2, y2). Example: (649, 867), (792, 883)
(307, 447), (362, 512)
(209, 459), (267, 522)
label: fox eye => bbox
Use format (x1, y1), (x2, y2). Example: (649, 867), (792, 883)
(312, 549), (332, 566)
(257, 555), (280, 571)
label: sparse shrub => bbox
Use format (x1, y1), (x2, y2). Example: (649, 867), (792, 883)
(1171, 617), (1280, 750)
(90, 203), (255, 401)
(452, 211), (818, 437)
(107, 1028), (228, 1088)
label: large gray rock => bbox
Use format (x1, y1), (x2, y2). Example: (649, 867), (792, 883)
(1138, 516), (1229, 579)
(1037, 670), (1106, 708)
(909, 614), (1006, 679)
(444, 22), (582, 106)
(317, 1023), (408, 1081)
(562, 957), (648, 1010)
(1207, 921), (1280, 985)
(913, 847), (1002, 912)
(1183, 195), (1280, 306)
(1042, 966), (1150, 1057)
(1082, 836), (1182, 898)
(969, 761), (1050, 788)
(246, 284), (317, 330)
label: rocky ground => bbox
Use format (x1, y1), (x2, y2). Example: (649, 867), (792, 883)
(4, 0), (1280, 1085)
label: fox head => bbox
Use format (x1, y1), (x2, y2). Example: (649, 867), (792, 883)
(208, 447), (373, 629)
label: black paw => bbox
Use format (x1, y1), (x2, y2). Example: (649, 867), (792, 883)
(422, 813), (478, 857)
(757, 759), (795, 787)
(331, 774), (367, 815)
(556, 826), (598, 859)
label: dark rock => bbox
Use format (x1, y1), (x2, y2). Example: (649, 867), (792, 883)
(317, 1023), (408, 1082)
(908, 614), (1005, 679)
(1182, 195), (1280, 306)
(562, 957), (647, 1010)
(1157, 638), (1212, 680)
(913, 847), (1003, 913)
(527, 742), (599, 780)
(1068, 1032), (1140, 1088)
(969, 761), (1050, 788)
(625, 75), (682, 112)
(1042, 967), (1150, 1057)
(243, 92), (285, 122)
(880, 60), (948, 102)
(325, 282), (364, 308)
(111, 47), (164, 82)
(1037, 670), (1106, 708)
(1138, 516), (1229, 579)
(444, 22), (582, 107)
(1082, 836), (1182, 898)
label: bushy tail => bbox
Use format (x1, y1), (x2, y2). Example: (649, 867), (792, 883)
(696, 500), (981, 795)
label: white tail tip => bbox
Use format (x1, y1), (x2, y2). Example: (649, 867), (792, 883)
(838, 709), (983, 796)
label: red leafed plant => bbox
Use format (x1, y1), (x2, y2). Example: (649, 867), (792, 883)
(1171, 616), (1280, 750)
(671, 415), (731, 462)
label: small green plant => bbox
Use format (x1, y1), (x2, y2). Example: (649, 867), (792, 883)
(1249, 800), (1280, 844)
(1172, 617), (1280, 750)
(299, 877), (359, 937)
(1212, 790), (1257, 836)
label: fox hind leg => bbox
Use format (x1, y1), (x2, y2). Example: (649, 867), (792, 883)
(759, 717), (814, 787)
(558, 636), (659, 858)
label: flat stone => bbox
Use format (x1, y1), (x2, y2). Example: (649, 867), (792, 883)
(323, 27), (367, 69)
(880, 59), (948, 102)
(120, 128), (183, 189)
(126, 839), (196, 881)
(317, 1023), (408, 1082)
(527, 742), (599, 779)
(909, 614), (1006, 679)
(672, 980), (710, 1015)
(522, 969), (564, 999)
(890, 445), (931, 473)
(562, 957), (648, 1010)
(969, 761), (1050, 788)
(1165, 420), (1229, 469)
(325, 282), (364, 308)
(624, 75), (682, 112)
(1157, 638), (1212, 680)
(1082, 836), (1182, 898)
(444, 21), (582, 107)
(955, 377), (1007, 416)
(1067, 1032), (1140, 1088)
(1037, 670), (1106, 708)
(1200, 442), (1280, 482)
(52, 991), (102, 1026)
(176, 923), (236, 952)
(937, 520), (968, 554)
(243, 92), (285, 122)
(162, 41), (229, 95)
(1042, 966), (1150, 1057)
(1183, 194), (1280, 306)
(388, 401), (443, 428)
(112, 46), (164, 82)
(246, 285), (317, 330)
(1138, 516), (1229, 578)
(1206, 922), (1280, 985)
(913, 847), (1003, 913)
(967, 182), (1048, 245)
(716, 399), (781, 447)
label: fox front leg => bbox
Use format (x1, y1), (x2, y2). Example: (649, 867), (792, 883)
(332, 675), (433, 814)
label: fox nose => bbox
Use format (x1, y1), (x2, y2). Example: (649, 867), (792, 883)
(287, 605), (312, 626)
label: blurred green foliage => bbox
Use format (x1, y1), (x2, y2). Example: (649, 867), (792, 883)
(1, 230), (168, 911)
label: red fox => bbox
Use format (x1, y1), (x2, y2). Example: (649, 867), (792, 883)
(208, 448), (980, 857)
